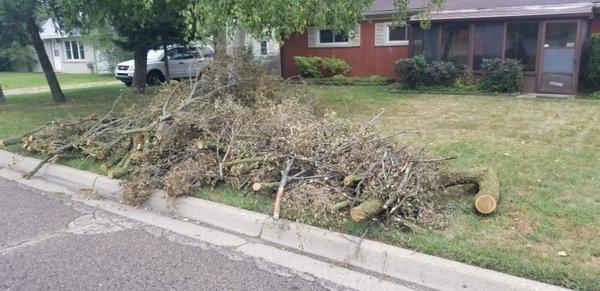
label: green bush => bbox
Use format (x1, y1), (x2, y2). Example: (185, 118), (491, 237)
(319, 57), (350, 77)
(479, 58), (524, 93)
(294, 56), (350, 78)
(584, 34), (600, 91)
(331, 74), (347, 82)
(394, 54), (429, 87)
(428, 61), (462, 86)
(294, 56), (322, 78)
(394, 55), (462, 88)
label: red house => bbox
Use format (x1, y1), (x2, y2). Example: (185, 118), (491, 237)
(280, 0), (600, 95)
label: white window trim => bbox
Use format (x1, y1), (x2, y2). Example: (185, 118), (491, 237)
(384, 22), (409, 46)
(63, 39), (87, 62)
(260, 40), (269, 56)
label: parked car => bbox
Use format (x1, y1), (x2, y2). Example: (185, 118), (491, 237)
(115, 45), (213, 86)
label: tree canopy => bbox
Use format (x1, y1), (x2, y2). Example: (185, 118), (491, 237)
(57, 0), (189, 91)
(182, 0), (445, 42)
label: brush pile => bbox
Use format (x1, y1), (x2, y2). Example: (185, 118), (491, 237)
(0, 56), (499, 230)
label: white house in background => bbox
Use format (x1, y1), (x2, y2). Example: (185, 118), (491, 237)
(36, 18), (111, 74)
(246, 37), (281, 73)
(35, 18), (281, 75)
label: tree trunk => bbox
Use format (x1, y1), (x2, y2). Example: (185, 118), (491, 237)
(0, 85), (5, 103)
(162, 44), (170, 84)
(26, 17), (66, 103)
(132, 47), (149, 92)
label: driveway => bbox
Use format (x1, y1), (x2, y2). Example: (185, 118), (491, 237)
(0, 177), (338, 290)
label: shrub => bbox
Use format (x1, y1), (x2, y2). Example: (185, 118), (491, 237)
(331, 74), (347, 82)
(428, 61), (462, 86)
(584, 34), (600, 91)
(454, 71), (477, 92)
(590, 91), (600, 100)
(394, 55), (462, 88)
(294, 56), (350, 78)
(394, 54), (429, 87)
(294, 56), (322, 78)
(319, 57), (350, 77)
(479, 58), (524, 93)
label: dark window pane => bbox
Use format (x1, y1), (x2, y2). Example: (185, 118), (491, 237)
(65, 41), (72, 59)
(320, 29), (348, 43)
(474, 22), (504, 70)
(389, 26), (407, 41)
(79, 43), (85, 59)
(334, 32), (348, 42)
(505, 22), (539, 72)
(71, 41), (79, 59)
(411, 25), (440, 61)
(320, 29), (334, 43)
(441, 23), (470, 67)
(545, 23), (577, 48)
(261, 41), (268, 55)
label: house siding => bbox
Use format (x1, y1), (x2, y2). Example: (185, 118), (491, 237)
(281, 20), (410, 78)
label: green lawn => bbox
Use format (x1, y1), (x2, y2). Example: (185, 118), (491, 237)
(0, 72), (115, 90)
(1, 85), (598, 290)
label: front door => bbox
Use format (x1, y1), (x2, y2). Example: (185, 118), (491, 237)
(538, 21), (580, 94)
(51, 40), (62, 72)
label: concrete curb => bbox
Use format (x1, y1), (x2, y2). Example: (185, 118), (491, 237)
(0, 150), (122, 199)
(0, 150), (568, 291)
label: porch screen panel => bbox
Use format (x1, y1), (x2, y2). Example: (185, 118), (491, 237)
(542, 22), (577, 74)
(441, 23), (469, 67)
(505, 22), (539, 72)
(474, 23), (504, 70)
(411, 25), (439, 61)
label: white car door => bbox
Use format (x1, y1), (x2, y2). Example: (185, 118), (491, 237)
(166, 47), (189, 79)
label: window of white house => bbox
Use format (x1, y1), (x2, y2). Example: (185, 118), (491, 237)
(388, 25), (408, 42)
(260, 40), (268, 55)
(319, 29), (349, 44)
(65, 40), (85, 60)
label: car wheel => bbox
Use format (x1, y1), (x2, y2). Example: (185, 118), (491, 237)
(147, 70), (166, 86)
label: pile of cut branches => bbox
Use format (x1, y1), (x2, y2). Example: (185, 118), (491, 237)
(0, 56), (499, 230)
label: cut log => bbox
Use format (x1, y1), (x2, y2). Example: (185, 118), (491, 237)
(343, 175), (362, 186)
(0, 122), (50, 148)
(252, 182), (279, 192)
(335, 200), (352, 211)
(442, 168), (500, 215)
(0, 136), (23, 147)
(108, 168), (131, 179)
(350, 198), (385, 223)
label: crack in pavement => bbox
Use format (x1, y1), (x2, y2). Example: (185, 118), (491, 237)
(0, 232), (66, 255)
(1, 178), (346, 290)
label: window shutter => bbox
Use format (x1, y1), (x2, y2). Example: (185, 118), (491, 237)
(375, 23), (387, 46)
(308, 27), (318, 48)
(349, 24), (361, 47)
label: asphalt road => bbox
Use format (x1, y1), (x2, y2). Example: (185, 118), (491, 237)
(0, 177), (341, 290)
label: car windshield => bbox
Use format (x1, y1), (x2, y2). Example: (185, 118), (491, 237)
(147, 50), (164, 61)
